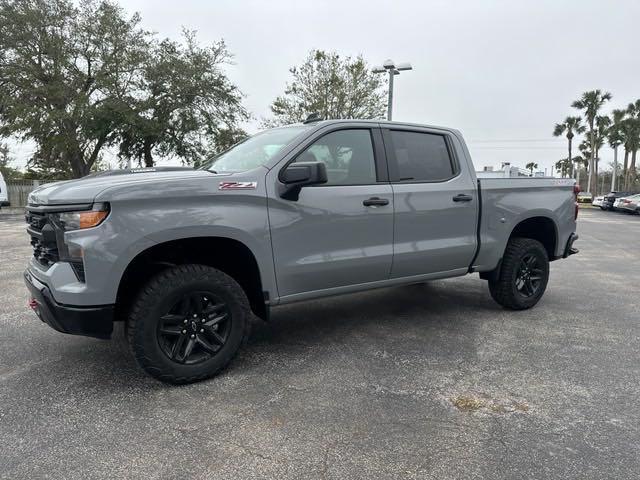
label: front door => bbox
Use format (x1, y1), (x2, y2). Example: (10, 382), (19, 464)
(267, 127), (394, 299)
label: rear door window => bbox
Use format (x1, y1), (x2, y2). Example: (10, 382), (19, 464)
(387, 130), (457, 182)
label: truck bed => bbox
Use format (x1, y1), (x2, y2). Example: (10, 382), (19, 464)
(473, 177), (577, 272)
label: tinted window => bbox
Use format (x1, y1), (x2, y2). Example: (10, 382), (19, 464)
(293, 129), (377, 185)
(389, 131), (455, 182)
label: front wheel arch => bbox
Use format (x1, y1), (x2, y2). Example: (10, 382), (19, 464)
(115, 237), (267, 324)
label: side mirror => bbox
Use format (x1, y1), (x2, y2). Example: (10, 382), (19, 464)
(279, 161), (327, 200)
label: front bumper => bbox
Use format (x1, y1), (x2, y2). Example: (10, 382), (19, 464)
(24, 269), (114, 339)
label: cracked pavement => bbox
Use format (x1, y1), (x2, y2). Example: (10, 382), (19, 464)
(1, 208), (639, 479)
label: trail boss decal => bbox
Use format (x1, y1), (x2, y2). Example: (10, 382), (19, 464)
(218, 181), (258, 190)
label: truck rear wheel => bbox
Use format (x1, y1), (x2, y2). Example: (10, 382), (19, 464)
(127, 264), (250, 384)
(488, 237), (549, 310)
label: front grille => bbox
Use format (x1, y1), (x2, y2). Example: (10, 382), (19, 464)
(25, 211), (59, 268)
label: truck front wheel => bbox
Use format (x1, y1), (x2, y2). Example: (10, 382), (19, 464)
(488, 237), (549, 310)
(127, 264), (250, 384)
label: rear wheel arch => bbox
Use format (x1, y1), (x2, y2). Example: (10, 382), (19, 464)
(508, 216), (558, 260)
(115, 236), (268, 322)
(480, 215), (558, 281)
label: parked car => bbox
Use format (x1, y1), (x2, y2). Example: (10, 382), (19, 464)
(601, 191), (633, 210)
(576, 191), (593, 203)
(592, 195), (604, 207)
(615, 194), (640, 214)
(0, 172), (10, 207)
(23, 119), (579, 383)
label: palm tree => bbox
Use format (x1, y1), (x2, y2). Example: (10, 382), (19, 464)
(554, 157), (572, 178)
(624, 100), (640, 190)
(572, 90), (612, 195)
(553, 116), (585, 179)
(570, 154), (587, 188)
(525, 162), (538, 175)
(607, 109), (626, 191)
(593, 115), (611, 194)
(577, 140), (592, 191)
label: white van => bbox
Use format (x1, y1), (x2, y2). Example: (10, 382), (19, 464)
(0, 171), (10, 207)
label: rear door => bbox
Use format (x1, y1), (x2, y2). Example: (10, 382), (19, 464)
(267, 125), (394, 299)
(382, 127), (478, 278)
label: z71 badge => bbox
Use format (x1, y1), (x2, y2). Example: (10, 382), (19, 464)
(218, 181), (258, 190)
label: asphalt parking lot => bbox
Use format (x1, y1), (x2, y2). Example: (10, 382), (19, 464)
(1, 208), (639, 479)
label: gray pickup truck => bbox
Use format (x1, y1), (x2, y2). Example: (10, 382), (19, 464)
(24, 119), (579, 383)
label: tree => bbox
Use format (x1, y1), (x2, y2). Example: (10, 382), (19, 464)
(526, 162), (538, 175)
(554, 157), (572, 178)
(553, 116), (585, 178)
(0, 143), (23, 179)
(624, 99), (640, 190)
(265, 50), (387, 126)
(570, 154), (587, 189)
(572, 90), (612, 196)
(0, 0), (152, 177)
(607, 109), (626, 191)
(591, 115), (609, 194)
(0, 0), (248, 178)
(117, 32), (248, 167)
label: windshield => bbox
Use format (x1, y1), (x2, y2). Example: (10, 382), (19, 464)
(203, 126), (310, 173)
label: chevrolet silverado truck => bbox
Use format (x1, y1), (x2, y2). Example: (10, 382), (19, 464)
(24, 119), (579, 383)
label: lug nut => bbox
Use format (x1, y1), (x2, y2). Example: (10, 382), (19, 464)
(182, 330), (187, 334)
(193, 314), (197, 318)
(200, 329), (204, 333)
(183, 319), (188, 324)
(190, 334), (195, 339)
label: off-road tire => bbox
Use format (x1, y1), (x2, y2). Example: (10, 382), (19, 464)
(488, 237), (549, 310)
(127, 264), (250, 384)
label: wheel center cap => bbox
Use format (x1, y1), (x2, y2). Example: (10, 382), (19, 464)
(191, 321), (198, 331)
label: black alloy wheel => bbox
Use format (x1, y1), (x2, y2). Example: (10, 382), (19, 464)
(514, 253), (544, 298)
(488, 237), (550, 310)
(127, 264), (251, 384)
(157, 292), (231, 365)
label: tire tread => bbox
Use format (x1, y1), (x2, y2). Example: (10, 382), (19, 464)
(488, 237), (549, 310)
(126, 264), (250, 384)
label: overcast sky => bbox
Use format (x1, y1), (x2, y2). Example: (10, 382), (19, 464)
(8, 0), (640, 175)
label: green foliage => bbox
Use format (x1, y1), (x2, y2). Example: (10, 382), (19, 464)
(552, 116), (585, 140)
(0, 0), (248, 177)
(571, 91), (613, 125)
(265, 50), (387, 126)
(621, 99), (640, 190)
(607, 109), (626, 149)
(525, 162), (538, 174)
(554, 157), (572, 178)
(0, 0), (150, 177)
(0, 143), (23, 179)
(572, 90), (612, 195)
(117, 31), (249, 167)
(572, 155), (587, 168)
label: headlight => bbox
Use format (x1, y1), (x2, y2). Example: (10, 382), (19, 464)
(51, 203), (109, 231)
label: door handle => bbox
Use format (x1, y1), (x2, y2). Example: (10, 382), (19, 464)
(363, 197), (389, 207)
(452, 194), (473, 202)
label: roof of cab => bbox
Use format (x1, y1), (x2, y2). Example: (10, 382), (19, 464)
(289, 118), (459, 134)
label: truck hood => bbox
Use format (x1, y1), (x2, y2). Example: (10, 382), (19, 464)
(28, 167), (222, 205)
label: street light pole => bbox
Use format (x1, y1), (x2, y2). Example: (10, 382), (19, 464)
(373, 59), (412, 121)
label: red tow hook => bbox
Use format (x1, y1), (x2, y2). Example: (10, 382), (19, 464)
(28, 298), (38, 310)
